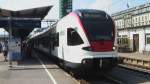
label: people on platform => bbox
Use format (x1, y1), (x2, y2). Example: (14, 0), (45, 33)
(1, 40), (8, 62)
(0, 42), (2, 53)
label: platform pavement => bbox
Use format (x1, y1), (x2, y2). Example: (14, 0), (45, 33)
(0, 53), (55, 84)
(118, 52), (150, 61)
(0, 53), (78, 84)
(0, 53), (5, 62)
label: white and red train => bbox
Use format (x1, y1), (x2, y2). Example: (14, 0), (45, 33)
(28, 9), (118, 71)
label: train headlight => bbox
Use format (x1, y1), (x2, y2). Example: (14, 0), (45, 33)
(113, 46), (118, 51)
(113, 46), (116, 50)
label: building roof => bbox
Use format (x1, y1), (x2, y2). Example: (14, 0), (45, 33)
(0, 6), (52, 39)
(0, 6), (52, 18)
(112, 3), (150, 17)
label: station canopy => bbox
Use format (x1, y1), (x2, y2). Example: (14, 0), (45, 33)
(0, 6), (52, 39)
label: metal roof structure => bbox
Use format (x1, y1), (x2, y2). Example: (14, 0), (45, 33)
(0, 6), (52, 40)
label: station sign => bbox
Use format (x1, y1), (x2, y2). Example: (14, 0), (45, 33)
(0, 17), (41, 28)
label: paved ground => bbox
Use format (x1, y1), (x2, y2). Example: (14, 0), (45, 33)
(1, 51), (150, 84)
(119, 52), (150, 61)
(0, 53), (78, 84)
(0, 53), (5, 61)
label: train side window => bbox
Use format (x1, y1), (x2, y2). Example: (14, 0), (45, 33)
(54, 33), (59, 47)
(50, 34), (55, 50)
(67, 28), (84, 46)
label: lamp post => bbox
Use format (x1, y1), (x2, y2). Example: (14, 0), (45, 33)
(8, 16), (12, 67)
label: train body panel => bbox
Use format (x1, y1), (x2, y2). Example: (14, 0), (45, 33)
(53, 13), (90, 62)
(29, 9), (118, 71)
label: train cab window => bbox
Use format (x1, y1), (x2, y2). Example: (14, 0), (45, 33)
(67, 28), (83, 46)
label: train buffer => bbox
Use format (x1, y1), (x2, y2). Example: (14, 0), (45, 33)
(119, 52), (150, 71)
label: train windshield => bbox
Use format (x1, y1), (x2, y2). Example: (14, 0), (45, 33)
(82, 17), (114, 41)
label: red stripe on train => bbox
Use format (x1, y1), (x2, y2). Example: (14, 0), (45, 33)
(91, 41), (113, 52)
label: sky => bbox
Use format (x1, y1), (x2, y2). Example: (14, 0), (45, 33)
(0, 0), (149, 35)
(73, 0), (150, 14)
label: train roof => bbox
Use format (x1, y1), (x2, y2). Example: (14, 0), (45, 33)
(27, 22), (57, 42)
(74, 9), (107, 17)
(75, 9), (106, 14)
(74, 9), (111, 21)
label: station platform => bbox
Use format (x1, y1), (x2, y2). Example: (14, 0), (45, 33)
(119, 52), (150, 61)
(0, 52), (78, 84)
(119, 52), (150, 69)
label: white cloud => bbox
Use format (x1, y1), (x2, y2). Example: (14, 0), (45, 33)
(1, 0), (54, 10)
(90, 0), (112, 13)
(73, 0), (112, 14)
(44, 0), (59, 19)
(0, 0), (112, 19)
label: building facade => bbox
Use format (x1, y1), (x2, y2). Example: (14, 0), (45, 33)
(112, 3), (150, 53)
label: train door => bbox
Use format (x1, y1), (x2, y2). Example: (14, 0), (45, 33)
(58, 31), (65, 59)
(133, 34), (139, 52)
(63, 28), (84, 62)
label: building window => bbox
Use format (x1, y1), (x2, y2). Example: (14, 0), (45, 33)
(145, 16), (147, 20)
(142, 16), (144, 21)
(122, 35), (127, 38)
(146, 34), (150, 44)
(145, 16), (147, 25)
(147, 7), (150, 11)
(136, 23), (138, 27)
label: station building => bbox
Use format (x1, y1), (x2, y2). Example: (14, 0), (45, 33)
(112, 3), (150, 53)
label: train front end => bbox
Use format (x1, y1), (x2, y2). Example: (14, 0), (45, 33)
(67, 10), (118, 71)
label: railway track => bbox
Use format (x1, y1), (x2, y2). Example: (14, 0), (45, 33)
(109, 65), (150, 84)
(74, 64), (150, 84)
(67, 70), (124, 84)
(119, 64), (150, 74)
(77, 74), (124, 84)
